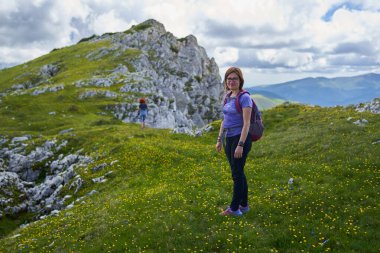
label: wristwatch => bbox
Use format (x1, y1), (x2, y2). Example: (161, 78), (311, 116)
(238, 141), (244, 147)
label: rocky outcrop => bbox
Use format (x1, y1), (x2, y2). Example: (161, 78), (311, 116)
(355, 98), (380, 114)
(8, 63), (61, 95)
(0, 135), (93, 219)
(39, 64), (60, 78)
(84, 19), (223, 131)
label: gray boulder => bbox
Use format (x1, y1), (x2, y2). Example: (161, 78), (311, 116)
(39, 64), (59, 78)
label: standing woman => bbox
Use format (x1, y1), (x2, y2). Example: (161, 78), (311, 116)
(138, 98), (148, 129)
(216, 67), (253, 216)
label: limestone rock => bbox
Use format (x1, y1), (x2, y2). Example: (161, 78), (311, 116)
(39, 64), (59, 78)
(355, 98), (380, 114)
(0, 136), (93, 218)
(86, 19), (223, 131)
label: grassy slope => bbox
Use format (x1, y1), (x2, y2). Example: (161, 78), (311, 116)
(0, 35), (379, 252)
(0, 37), (141, 136)
(251, 94), (286, 110)
(0, 102), (378, 252)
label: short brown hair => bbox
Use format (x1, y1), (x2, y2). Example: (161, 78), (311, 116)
(224, 67), (244, 91)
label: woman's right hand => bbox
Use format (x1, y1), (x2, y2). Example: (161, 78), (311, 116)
(215, 141), (222, 153)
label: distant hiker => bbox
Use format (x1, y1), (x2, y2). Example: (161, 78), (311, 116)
(138, 98), (148, 129)
(216, 67), (253, 216)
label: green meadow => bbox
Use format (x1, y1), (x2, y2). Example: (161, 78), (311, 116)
(0, 100), (379, 252)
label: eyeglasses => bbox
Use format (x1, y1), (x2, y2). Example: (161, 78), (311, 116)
(227, 77), (239, 82)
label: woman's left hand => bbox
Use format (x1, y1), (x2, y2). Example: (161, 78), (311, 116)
(234, 146), (243, 158)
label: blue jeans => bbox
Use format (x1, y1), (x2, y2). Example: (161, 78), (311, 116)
(224, 134), (252, 211)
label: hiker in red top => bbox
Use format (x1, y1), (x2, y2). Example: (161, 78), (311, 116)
(138, 98), (148, 129)
(216, 67), (253, 216)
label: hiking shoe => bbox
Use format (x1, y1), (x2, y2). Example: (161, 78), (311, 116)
(239, 205), (250, 214)
(220, 207), (243, 216)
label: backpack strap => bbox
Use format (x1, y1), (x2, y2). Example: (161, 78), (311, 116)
(224, 90), (258, 118)
(234, 89), (250, 113)
(236, 90), (261, 121)
(223, 91), (234, 105)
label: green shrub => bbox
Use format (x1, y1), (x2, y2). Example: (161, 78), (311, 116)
(133, 23), (151, 32)
(77, 34), (98, 44)
(187, 103), (196, 115)
(184, 81), (193, 92)
(170, 45), (179, 54)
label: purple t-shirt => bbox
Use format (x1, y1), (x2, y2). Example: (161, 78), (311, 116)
(223, 93), (253, 137)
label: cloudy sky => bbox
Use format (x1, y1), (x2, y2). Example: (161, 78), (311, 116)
(1, 0), (380, 86)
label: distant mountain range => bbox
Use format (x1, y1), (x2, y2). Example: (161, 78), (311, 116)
(246, 73), (380, 106)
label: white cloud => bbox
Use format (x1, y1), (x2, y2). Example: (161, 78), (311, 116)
(0, 45), (46, 65)
(256, 49), (313, 68)
(213, 47), (239, 66)
(1, 0), (380, 85)
(142, 0), (198, 38)
(31, 0), (48, 8)
(91, 10), (135, 34)
(0, 0), (19, 14)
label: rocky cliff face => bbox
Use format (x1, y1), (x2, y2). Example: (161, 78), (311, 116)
(85, 19), (223, 133)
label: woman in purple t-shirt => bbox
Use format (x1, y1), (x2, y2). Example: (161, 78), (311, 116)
(216, 67), (253, 216)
